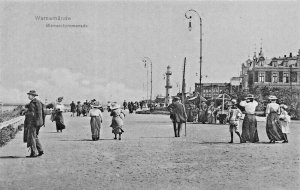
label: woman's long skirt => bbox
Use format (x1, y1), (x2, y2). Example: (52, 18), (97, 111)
(241, 114), (259, 143)
(198, 111), (207, 123)
(207, 113), (215, 124)
(266, 112), (284, 141)
(90, 116), (101, 140)
(111, 116), (124, 134)
(55, 112), (66, 131)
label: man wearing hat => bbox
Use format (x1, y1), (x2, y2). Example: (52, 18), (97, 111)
(167, 97), (187, 137)
(239, 94), (259, 143)
(25, 90), (44, 157)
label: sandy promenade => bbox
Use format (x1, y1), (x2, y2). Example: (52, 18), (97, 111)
(0, 111), (299, 190)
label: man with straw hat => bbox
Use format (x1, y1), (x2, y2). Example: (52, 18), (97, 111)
(167, 97), (187, 137)
(239, 94), (259, 143)
(88, 101), (103, 141)
(266, 95), (284, 143)
(24, 90), (44, 157)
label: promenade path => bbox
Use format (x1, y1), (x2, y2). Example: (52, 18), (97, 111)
(1, 111), (299, 190)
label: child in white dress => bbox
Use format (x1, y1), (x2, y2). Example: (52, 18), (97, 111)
(279, 104), (291, 143)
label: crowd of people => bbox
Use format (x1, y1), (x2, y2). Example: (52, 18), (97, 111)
(69, 99), (104, 117)
(122, 100), (145, 114)
(168, 94), (291, 143)
(23, 90), (126, 157)
(186, 101), (228, 124)
(22, 89), (291, 158)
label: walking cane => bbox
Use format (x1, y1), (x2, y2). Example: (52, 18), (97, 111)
(185, 121), (187, 136)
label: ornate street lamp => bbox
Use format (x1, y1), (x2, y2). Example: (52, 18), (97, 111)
(185, 9), (202, 96)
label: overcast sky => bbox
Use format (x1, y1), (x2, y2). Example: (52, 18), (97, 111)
(0, 0), (299, 104)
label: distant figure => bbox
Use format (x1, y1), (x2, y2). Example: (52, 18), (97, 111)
(139, 101), (144, 110)
(82, 100), (89, 116)
(123, 100), (128, 110)
(265, 95), (284, 143)
(24, 90), (44, 157)
(128, 102), (134, 114)
(110, 103), (125, 140)
(198, 101), (208, 124)
(279, 104), (290, 143)
(240, 94), (259, 143)
(76, 101), (82, 117)
(191, 104), (199, 123)
(207, 102), (216, 124)
(89, 101), (103, 141)
(168, 97), (187, 137)
(227, 99), (242, 143)
(70, 101), (76, 117)
(53, 97), (66, 133)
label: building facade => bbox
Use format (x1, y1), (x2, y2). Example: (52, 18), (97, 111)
(240, 49), (300, 90)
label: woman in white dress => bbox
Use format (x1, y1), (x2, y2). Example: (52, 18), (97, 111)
(54, 97), (66, 133)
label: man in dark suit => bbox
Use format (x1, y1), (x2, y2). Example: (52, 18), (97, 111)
(168, 97), (187, 137)
(25, 90), (44, 157)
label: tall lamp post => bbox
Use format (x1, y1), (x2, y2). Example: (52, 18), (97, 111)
(185, 9), (202, 96)
(142, 57), (153, 103)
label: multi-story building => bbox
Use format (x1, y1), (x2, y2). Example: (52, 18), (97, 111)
(240, 49), (300, 90)
(195, 83), (229, 99)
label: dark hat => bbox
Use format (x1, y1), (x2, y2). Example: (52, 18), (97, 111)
(27, 90), (38, 96)
(57, 97), (63, 102)
(173, 97), (180, 101)
(246, 94), (254, 99)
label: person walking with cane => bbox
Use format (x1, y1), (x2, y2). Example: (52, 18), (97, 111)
(24, 90), (44, 157)
(168, 97), (187, 137)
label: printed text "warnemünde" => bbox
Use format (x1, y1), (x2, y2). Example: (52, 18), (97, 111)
(35, 16), (71, 21)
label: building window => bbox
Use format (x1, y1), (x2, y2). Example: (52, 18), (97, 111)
(283, 73), (289, 83)
(259, 72), (265, 83)
(272, 73), (278, 83)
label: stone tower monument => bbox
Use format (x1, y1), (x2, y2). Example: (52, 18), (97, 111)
(165, 65), (172, 105)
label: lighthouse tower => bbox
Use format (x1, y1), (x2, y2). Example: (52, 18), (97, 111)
(165, 65), (172, 105)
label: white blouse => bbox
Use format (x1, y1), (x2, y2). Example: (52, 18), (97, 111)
(89, 108), (103, 117)
(55, 103), (65, 112)
(266, 102), (280, 115)
(240, 100), (258, 114)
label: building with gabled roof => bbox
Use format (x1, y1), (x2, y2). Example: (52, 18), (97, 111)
(240, 48), (300, 90)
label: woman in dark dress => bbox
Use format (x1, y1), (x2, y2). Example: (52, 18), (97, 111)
(265, 95), (284, 143)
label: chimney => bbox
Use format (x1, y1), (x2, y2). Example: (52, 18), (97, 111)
(290, 52), (292, 57)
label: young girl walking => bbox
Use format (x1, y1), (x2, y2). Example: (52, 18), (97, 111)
(227, 99), (243, 143)
(279, 104), (291, 143)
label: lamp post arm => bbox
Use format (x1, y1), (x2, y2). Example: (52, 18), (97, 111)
(185, 9), (203, 96)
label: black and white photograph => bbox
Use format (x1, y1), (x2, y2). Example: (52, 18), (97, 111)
(0, 0), (300, 189)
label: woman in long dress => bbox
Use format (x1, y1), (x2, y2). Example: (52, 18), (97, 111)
(240, 94), (259, 143)
(207, 102), (215, 124)
(89, 101), (103, 141)
(110, 103), (125, 140)
(54, 97), (66, 133)
(266, 95), (284, 143)
(198, 102), (208, 124)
